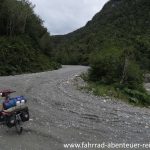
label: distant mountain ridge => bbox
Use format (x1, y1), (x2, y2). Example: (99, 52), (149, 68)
(51, 0), (150, 70)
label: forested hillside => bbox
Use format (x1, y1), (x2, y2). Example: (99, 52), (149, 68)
(52, 0), (150, 68)
(0, 0), (59, 76)
(52, 0), (150, 105)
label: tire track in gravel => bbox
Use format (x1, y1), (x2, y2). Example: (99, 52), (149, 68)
(0, 65), (150, 150)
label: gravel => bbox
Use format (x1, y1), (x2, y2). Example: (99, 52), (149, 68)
(0, 65), (150, 150)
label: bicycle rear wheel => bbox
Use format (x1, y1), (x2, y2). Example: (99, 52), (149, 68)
(15, 119), (23, 134)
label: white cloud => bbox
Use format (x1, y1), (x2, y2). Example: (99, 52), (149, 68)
(30, 0), (109, 35)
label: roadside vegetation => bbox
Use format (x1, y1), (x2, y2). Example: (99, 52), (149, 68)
(83, 42), (150, 106)
(52, 0), (150, 106)
(0, 0), (60, 76)
(82, 72), (150, 107)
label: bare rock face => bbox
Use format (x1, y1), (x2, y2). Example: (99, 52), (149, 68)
(145, 83), (150, 93)
(144, 74), (150, 93)
(145, 74), (150, 83)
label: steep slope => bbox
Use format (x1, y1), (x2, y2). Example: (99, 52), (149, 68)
(52, 0), (150, 70)
(0, 0), (60, 76)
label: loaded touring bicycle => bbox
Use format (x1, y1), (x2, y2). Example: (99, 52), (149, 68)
(0, 89), (29, 134)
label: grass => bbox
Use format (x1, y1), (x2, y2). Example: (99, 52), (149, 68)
(85, 82), (129, 101)
(81, 73), (150, 107)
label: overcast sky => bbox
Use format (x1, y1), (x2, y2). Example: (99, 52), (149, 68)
(30, 0), (109, 35)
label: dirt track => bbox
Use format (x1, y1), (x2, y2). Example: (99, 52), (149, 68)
(0, 66), (150, 150)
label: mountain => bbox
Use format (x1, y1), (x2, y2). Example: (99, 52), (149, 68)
(51, 0), (150, 70)
(0, 0), (60, 76)
(51, 0), (150, 105)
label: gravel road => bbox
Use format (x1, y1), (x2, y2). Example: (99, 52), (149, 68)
(0, 65), (150, 150)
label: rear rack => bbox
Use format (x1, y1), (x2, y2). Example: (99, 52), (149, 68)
(0, 89), (16, 97)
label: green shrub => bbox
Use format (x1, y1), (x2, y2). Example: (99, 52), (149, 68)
(123, 88), (150, 105)
(89, 46), (144, 91)
(123, 61), (144, 90)
(0, 36), (60, 75)
(89, 47), (123, 83)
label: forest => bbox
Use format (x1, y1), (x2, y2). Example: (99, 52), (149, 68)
(0, 0), (60, 75)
